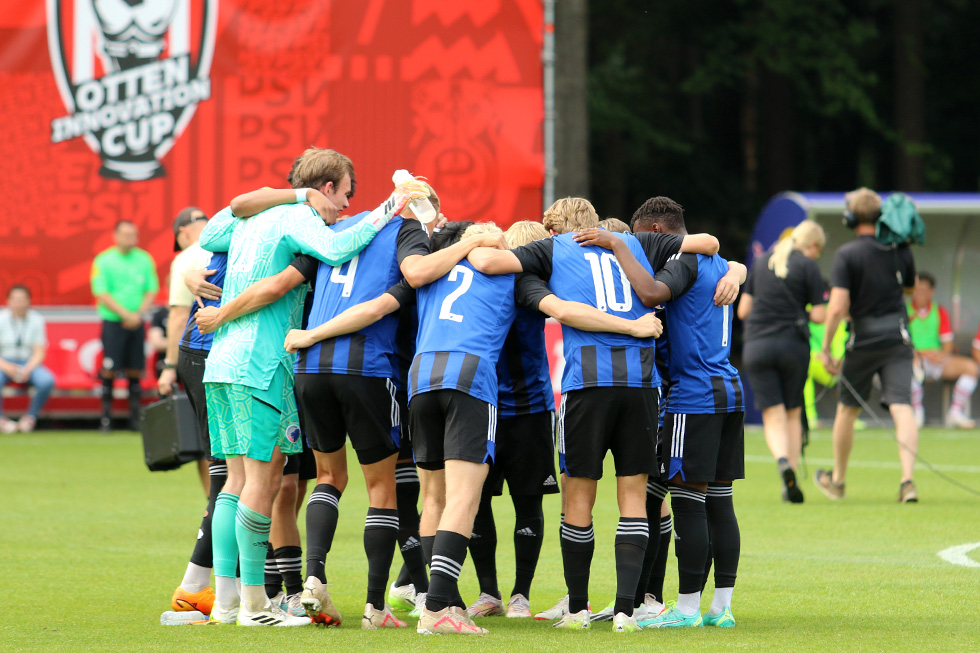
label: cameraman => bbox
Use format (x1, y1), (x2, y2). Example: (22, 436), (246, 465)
(814, 188), (919, 503)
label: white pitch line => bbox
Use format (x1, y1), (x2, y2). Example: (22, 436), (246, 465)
(937, 542), (980, 568)
(745, 454), (980, 474)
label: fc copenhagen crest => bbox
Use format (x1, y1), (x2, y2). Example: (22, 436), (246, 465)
(47, 0), (217, 181)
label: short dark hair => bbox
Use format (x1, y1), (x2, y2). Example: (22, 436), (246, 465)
(115, 219), (136, 231)
(7, 284), (30, 299)
(430, 221), (475, 252)
(631, 196), (685, 232)
(918, 272), (936, 288)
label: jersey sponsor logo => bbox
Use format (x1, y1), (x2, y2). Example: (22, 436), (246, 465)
(285, 423), (301, 444)
(47, 0), (217, 180)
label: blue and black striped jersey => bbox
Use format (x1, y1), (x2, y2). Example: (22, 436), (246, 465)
(409, 261), (516, 405)
(514, 233), (659, 393)
(180, 251), (226, 352)
(496, 306), (555, 417)
(295, 213), (429, 378)
(657, 253), (743, 414)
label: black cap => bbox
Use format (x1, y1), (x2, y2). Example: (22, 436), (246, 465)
(173, 206), (207, 251)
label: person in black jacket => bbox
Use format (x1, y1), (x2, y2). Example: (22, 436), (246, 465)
(738, 220), (826, 502)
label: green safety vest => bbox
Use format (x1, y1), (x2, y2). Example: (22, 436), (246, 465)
(907, 302), (942, 352)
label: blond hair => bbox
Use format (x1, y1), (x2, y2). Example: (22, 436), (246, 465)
(288, 147), (356, 195)
(769, 220), (826, 278)
(505, 220), (549, 247)
(461, 222), (503, 239)
(599, 217), (631, 233)
(845, 187), (882, 224)
(542, 197), (599, 234)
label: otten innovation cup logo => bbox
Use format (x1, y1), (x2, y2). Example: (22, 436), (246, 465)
(47, 0), (217, 180)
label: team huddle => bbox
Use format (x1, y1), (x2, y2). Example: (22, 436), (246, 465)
(165, 147), (748, 634)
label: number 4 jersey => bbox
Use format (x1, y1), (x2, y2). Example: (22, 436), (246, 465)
(410, 261), (517, 406)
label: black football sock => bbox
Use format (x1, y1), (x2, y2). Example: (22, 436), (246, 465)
(706, 483), (739, 591)
(421, 535), (435, 568)
(635, 481), (667, 608)
(264, 542), (282, 598)
(468, 493), (500, 599)
(426, 530), (470, 612)
(560, 522), (594, 614)
(614, 517), (649, 616)
(511, 494), (544, 599)
(669, 484), (709, 596)
(395, 462), (428, 592)
(189, 459), (226, 569)
(364, 508), (399, 607)
(648, 514), (672, 603)
(100, 376), (113, 421)
(275, 545), (304, 596)
(127, 377), (142, 425)
(305, 484), (342, 583)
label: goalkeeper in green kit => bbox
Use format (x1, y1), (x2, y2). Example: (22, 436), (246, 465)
(199, 147), (432, 626)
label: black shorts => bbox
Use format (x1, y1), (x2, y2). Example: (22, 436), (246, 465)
(663, 412), (745, 484)
(487, 411), (559, 496)
(283, 438), (317, 480)
(742, 337), (810, 411)
(395, 389), (414, 460)
(840, 343), (914, 408)
(409, 389), (495, 469)
(557, 386), (658, 480)
(295, 373), (400, 466)
(177, 346), (210, 459)
(101, 320), (145, 375)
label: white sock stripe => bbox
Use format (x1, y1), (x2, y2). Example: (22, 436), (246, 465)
(646, 480), (668, 499)
(430, 555), (463, 577)
(561, 526), (595, 542)
(706, 486), (734, 497)
(670, 487), (706, 502)
(616, 526), (650, 536)
(365, 516), (400, 527)
(660, 518), (673, 534)
(308, 492), (340, 508)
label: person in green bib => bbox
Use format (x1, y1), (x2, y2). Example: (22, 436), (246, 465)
(907, 273), (977, 428)
(90, 220), (159, 432)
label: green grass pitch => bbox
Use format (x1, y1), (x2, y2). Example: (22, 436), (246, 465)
(2, 426), (979, 651)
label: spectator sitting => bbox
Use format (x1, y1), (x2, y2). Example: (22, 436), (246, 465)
(908, 272), (977, 428)
(0, 285), (55, 433)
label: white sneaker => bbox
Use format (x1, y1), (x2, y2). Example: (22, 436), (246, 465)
(534, 594), (568, 620)
(466, 592), (504, 617)
(945, 410), (976, 429)
(237, 600), (311, 626)
(0, 417), (17, 434)
(553, 608), (591, 629)
(300, 576), (342, 626)
(590, 599), (616, 622)
(408, 592), (426, 618)
(633, 603), (650, 621)
(506, 594), (531, 618)
(362, 603), (408, 629)
(612, 611), (642, 632)
(387, 582), (416, 611)
(208, 602), (239, 624)
(643, 593), (666, 617)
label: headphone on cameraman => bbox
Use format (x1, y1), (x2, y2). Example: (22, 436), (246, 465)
(842, 205), (881, 229)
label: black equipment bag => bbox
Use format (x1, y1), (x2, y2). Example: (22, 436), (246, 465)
(139, 393), (203, 471)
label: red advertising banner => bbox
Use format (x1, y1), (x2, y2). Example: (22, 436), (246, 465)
(0, 0), (544, 306)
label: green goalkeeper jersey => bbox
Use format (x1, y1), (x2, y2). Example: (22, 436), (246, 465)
(200, 204), (389, 390)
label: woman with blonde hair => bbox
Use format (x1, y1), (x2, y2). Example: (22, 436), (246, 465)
(737, 220), (827, 503)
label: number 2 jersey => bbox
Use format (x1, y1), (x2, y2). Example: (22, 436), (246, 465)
(654, 252), (743, 414)
(513, 232), (665, 393)
(410, 262), (521, 406)
(293, 212), (430, 379)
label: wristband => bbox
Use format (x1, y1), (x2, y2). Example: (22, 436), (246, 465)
(162, 361), (177, 370)
(294, 188), (311, 204)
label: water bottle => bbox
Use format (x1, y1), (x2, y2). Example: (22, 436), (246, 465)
(160, 610), (206, 625)
(392, 169), (437, 224)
